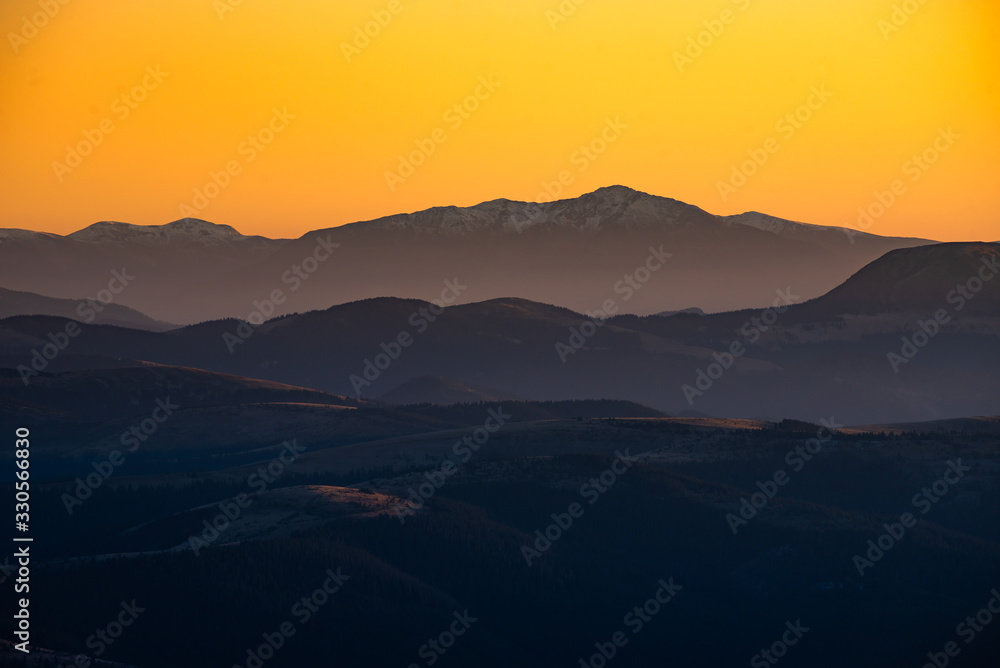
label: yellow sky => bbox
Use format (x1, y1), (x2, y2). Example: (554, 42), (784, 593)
(1, 0), (997, 241)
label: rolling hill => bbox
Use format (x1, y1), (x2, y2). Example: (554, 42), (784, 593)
(1, 243), (996, 424)
(0, 286), (176, 330)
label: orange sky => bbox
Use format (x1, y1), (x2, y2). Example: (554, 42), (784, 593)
(1, 0), (997, 241)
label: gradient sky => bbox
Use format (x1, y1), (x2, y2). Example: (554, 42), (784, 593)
(1, 0), (997, 241)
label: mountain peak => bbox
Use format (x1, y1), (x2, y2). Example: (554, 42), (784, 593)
(327, 185), (717, 238)
(69, 219), (246, 245)
(588, 184), (643, 199)
(165, 216), (230, 229)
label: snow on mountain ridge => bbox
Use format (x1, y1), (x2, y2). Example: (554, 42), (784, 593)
(5, 187), (933, 244)
(68, 218), (247, 245)
(329, 185), (721, 237)
(721, 211), (853, 235)
(0, 228), (63, 243)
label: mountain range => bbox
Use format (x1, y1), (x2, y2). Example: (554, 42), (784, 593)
(2, 241), (996, 424)
(2, 189), (999, 668)
(0, 186), (935, 324)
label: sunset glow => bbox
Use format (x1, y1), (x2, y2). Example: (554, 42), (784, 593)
(2, 0), (997, 240)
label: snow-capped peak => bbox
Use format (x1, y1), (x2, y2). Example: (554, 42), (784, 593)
(332, 185), (716, 238)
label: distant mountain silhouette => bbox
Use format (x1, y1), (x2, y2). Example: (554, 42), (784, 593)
(0, 186), (932, 323)
(67, 217), (255, 245)
(0, 286), (175, 330)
